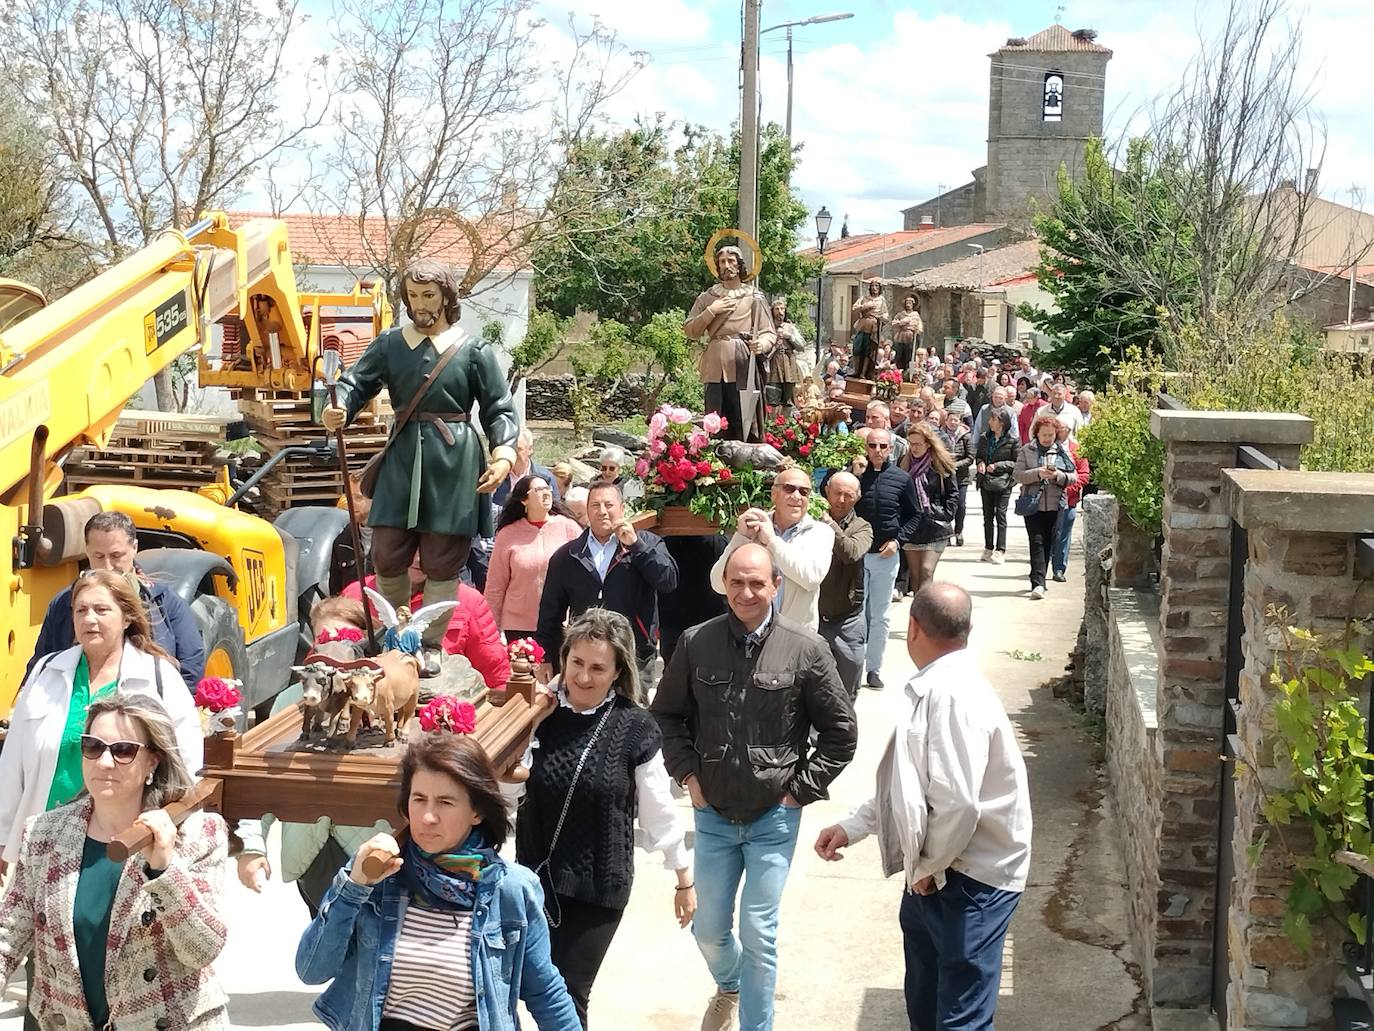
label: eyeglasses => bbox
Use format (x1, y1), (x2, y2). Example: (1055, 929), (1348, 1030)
(79, 735), (144, 764)
(529, 485), (553, 495)
(776, 483), (811, 497)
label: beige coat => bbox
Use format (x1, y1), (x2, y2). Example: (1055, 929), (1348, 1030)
(891, 308), (924, 344)
(0, 798), (229, 1030)
(684, 285), (777, 383)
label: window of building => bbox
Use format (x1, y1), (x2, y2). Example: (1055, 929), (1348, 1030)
(1043, 72), (1064, 122)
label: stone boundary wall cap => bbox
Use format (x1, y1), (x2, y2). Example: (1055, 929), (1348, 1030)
(1223, 468), (1374, 533)
(1149, 409), (1314, 446)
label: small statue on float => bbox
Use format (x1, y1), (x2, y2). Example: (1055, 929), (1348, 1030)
(850, 279), (887, 380)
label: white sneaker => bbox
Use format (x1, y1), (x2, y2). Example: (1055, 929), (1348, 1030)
(1030, 585), (1046, 600)
(981, 549), (994, 562)
(992, 551), (1006, 564)
(701, 989), (740, 1031)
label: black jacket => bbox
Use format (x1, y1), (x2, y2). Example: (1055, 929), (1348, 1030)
(976, 431), (1021, 494)
(947, 429), (975, 485)
(536, 528), (679, 663)
(651, 613), (857, 824)
(899, 465), (958, 545)
(855, 462), (921, 552)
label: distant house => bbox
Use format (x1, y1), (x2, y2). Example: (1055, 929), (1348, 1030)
(224, 211), (533, 362)
(805, 224), (1018, 348)
(884, 239), (1047, 351)
(1323, 315), (1374, 355)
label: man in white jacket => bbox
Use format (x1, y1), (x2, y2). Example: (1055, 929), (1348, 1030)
(814, 582), (1031, 1030)
(710, 467), (834, 630)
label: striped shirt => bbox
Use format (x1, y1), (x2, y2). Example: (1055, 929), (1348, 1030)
(382, 901), (478, 1030)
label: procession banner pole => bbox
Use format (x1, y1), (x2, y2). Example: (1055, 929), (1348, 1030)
(322, 351), (380, 655)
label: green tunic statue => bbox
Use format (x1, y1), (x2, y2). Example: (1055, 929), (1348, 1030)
(323, 260), (518, 664)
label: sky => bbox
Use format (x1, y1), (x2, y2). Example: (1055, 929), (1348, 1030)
(534, 0), (1374, 237)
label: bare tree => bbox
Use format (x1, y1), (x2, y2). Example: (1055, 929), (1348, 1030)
(315, 0), (644, 317)
(0, 0), (330, 409)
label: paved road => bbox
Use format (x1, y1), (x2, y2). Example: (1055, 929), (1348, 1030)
(0, 494), (1144, 1030)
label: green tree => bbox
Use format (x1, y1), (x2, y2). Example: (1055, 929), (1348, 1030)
(533, 119), (822, 329)
(1019, 138), (1199, 386)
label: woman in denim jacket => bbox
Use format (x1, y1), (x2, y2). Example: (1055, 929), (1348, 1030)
(296, 733), (580, 1031)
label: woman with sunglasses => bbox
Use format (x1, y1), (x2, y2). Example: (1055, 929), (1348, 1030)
(897, 422), (959, 595)
(486, 475), (583, 644)
(0, 694), (229, 1030)
(0, 570), (203, 880)
(297, 733), (581, 1031)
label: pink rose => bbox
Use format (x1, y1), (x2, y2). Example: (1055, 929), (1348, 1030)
(634, 458), (650, 477)
(689, 429), (709, 452)
(649, 412), (668, 434)
(668, 407), (691, 425)
(650, 438), (666, 456)
(702, 412), (722, 434)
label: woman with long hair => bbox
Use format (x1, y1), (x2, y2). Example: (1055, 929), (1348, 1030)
(0, 694), (229, 1029)
(517, 609), (693, 1028)
(297, 734), (581, 1031)
(486, 475), (582, 641)
(899, 422), (959, 594)
(1014, 412), (1079, 599)
(0, 570), (203, 874)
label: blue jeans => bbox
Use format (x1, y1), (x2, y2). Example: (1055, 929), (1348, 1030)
(862, 550), (902, 675)
(1052, 505), (1078, 576)
(900, 871), (1020, 1030)
(692, 804), (803, 1031)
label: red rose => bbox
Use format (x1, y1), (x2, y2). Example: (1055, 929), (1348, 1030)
(676, 458), (696, 479)
(784, 428), (796, 441)
(668, 443), (686, 461)
(774, 414), (785, 426)
(799, 443), (812, 456)
(808, 423), (820, 435)
(696, 460), (712, 475)
(657, 461), (672, 477)
(719, 468), (733, 481)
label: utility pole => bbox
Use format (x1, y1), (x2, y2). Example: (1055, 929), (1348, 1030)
(784, 25), (793, 141)
(739, 0), (761, 242)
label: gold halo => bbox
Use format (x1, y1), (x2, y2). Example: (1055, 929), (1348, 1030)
(704, 228), (763, 282)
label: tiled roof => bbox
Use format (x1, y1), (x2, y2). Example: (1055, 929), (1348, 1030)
(815, 224), (1008, 275)
(1295, 262), (1374, 288)
(996, 24), (1112, 55)
(223, 211), (530, 274)
(892, 239), (1043, 291)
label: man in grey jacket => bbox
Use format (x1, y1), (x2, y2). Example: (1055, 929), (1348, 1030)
(653, 543), (856, 1031)
(816, 471), (871, 698)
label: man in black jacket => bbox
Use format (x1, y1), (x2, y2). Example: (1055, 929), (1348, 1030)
(855, 429), (922, 691)
(652, 542), (856, 1031)
(535, 481), (678, 694)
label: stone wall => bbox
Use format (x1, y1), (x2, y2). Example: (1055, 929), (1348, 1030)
(1221, 470), (1374, 1029)
(1105, 583), (1164, 1003)
(524, 375), (647, 422)
(1080, 493), (1118, 715)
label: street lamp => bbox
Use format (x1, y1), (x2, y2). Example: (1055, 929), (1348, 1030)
(761, 12), (854, 142)
(814, 205), (833, 363)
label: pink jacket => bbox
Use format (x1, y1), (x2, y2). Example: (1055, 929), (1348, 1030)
(486, 515), (583, 632)
(342, 578), (511, 690)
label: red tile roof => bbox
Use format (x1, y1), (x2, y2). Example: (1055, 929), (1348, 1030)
(996, 25), (1112, 55)
(814, 224), (1008, 275)
(224, 211), (530, 274)
(894, 240), (1043, 291)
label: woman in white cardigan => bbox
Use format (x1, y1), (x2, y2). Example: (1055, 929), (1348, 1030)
(0, 569), (203, 871)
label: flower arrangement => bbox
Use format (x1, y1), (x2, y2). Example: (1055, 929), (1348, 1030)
(874, 368), (903, 401)
(417, 695), (478, 735)
(761, 406), (822, 465)
(508, 637), (545, 665)
(636, 404), (734, 501)
(194, 677), (243, 734)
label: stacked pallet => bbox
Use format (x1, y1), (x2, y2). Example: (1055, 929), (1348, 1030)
(64, 411), (235, 493)
(235, 390), (393, 518)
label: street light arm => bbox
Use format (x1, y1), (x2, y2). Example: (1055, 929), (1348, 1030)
(762, 11), (854, 34)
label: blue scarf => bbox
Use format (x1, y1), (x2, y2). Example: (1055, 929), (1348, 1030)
(401, 829), (500, 912)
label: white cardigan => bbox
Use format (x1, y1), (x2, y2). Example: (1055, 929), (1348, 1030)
(710, 513), (835, 630)
(0, 642), (204, 863)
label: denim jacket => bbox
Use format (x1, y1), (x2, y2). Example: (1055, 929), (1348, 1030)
(296, 857), (580, 1031)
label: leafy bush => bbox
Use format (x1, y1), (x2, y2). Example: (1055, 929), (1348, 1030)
(1077, 350), (1166, 533)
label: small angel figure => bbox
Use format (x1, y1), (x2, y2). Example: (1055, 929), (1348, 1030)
(363, 587), (458, 674)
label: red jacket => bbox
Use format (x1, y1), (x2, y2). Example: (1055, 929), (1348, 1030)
(1065, 439), (1091, 507)
(1017, 398), (1046, 443)
(341, 578), (511, 690)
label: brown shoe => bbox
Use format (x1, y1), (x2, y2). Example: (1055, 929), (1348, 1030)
(700, 988), (739, 1031)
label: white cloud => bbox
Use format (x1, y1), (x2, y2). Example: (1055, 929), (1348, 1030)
(538, 0), (711, 44)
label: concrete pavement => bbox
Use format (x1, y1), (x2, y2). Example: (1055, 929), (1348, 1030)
(0, 494), (1143, 1030)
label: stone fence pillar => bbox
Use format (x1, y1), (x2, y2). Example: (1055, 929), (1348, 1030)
(1222, 470), (1374, 1028)
(1146, 411), (1313, 1010)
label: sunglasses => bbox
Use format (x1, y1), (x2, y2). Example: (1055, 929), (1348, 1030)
(777, 483), (812, 496)
(79, 735), (144, 764)
(867, 442), (890, 450)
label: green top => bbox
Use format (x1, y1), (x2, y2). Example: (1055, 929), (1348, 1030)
(45, 655), (118, 811)
(74, 836), (121, 1028)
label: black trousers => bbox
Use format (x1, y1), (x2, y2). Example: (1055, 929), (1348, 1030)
(547, 894), (625, 1029)
(982, 488), (1010, 552)
(953, 482), (968, 537)
(1023, 509), (1059, 589)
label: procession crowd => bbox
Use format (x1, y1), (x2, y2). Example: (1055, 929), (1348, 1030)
(0, 266), (1081, 1031)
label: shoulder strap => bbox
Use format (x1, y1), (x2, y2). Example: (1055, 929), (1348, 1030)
(154, 659), (164, 699)
(373, 338), (466, 460)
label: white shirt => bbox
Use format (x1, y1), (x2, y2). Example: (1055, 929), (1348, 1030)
(710, 513), (835, 630)
(839, 648), (1032, 892)
(1047, 401), (1084, 438)
(585, 532), (618, 582)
